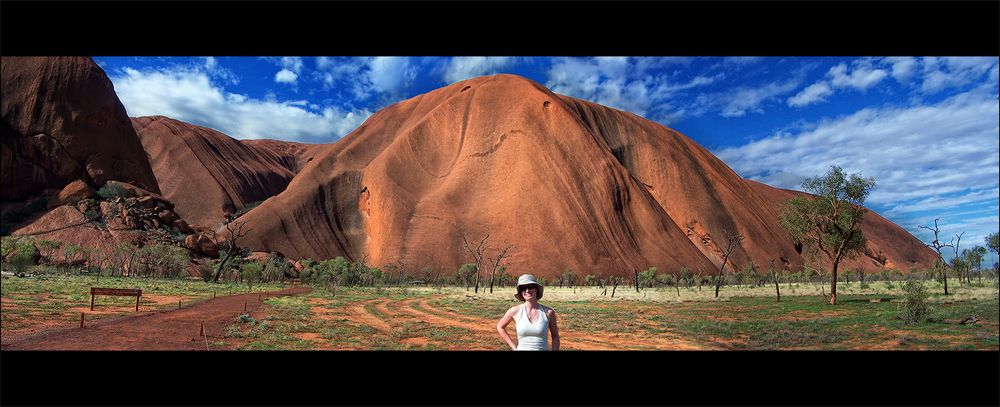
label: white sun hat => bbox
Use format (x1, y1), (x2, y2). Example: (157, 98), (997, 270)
(514, 274), (544, 301)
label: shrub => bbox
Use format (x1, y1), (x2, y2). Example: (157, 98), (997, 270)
(898, 280), (929, 324)
(236, 313), (257, 324)
(97, 183), (131, 200)
(2, 236), (38, 273)
(242, 261), (263, 291)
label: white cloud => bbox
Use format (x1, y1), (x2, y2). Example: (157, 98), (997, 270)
(544, 57), (710, 122)
(715, 86), (999, 250)
(367, 57), (417, 98)
(109, 65), (371, 142)
(788, 82), (834, 107)
(443, 57), (518, 84)
(719, 80), (800, 117)
(884, 57), (918, 83)
(920, 56), (998, 94)
(827, 62), (888, 91)
(274, 69), (298, 84)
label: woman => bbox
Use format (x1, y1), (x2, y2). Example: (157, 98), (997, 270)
(497, 274), (560, 350)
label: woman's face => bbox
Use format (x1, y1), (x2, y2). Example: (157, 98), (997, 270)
(520, 284), (538, 300)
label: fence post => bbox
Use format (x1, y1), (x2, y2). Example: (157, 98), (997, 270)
(80, 313), (85, 328)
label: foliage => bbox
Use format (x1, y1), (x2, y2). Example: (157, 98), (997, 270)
(779, 165), (875, 304)
(2, 236), (38, 273)
(986, 232), (1000, 255)
(898, 280), (929, 324)
(242, 261), (263, 291)
(97, 183), (132, 200)
(262, 252), (292, 282)
(637, 267), (657, 288)
(455, 263), (477, 286)
(562, 269), (577, 288)
(140, 243), (189, 278)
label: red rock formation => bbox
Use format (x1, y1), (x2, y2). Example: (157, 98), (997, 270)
(1, 57), (160, 202)
(132, 115), (326, 228)
(237, 75), (938, 279)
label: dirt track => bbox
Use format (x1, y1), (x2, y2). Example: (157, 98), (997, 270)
(1, 286), (311, 350)
(332, 296), (711, 350)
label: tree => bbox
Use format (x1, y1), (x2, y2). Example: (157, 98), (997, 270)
(714, 231), (744, 298)
(637, 267), (657, 289)
(211, 221), (250, 283)
(986, 232), (1000, 254)
(487, 244), (514, 293)
(462, 232), (489, 293)
(779, 166), (876, 305)
(242, 261), (262, 292)
(918, 219), (954, 295)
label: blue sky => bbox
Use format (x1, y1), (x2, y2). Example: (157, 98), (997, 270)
(93, 56), (1000, 264)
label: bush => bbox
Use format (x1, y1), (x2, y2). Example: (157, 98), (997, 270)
(97, 183), (132, 200)
(1, 236), (38, 273)
(898, 280), (929, 324)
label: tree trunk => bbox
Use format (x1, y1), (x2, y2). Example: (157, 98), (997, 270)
(942, 264), (949, 295)
(773, 271), (781, 302)
(829, 261), (839, 305)
(474, 268), (480, 293)
(634, 269), (639, 293)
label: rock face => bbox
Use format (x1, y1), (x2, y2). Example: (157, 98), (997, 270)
(1, 57), (160, 202)
(236, 74), (937, 279)
(132, 115), (326, 228)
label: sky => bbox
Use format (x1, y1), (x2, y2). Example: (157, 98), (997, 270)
(93, 56), (1000, 264)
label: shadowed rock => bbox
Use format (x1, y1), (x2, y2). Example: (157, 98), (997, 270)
(1, 57), (160, 202)
(132, 115), (326, 229)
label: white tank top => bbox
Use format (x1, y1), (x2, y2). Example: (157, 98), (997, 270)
(515, 303), (549, 351)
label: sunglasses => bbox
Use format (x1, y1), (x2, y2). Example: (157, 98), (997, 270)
(519, 284), (539, 291)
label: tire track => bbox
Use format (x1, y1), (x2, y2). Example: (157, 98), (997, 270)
(415, 296), (708, 350)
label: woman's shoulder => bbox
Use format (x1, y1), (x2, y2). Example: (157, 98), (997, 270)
(541, 304), (556, 315)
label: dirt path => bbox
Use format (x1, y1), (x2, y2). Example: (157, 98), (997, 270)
(1, 286), (312, 350)
(321, 295), (704, 350)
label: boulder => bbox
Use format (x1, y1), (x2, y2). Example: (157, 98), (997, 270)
(57, 180), (96, 205)
(172, 219), (194, 234)
(184, 233), (219, 258)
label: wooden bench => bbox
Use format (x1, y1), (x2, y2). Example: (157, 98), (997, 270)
(90, 287), (142, 311)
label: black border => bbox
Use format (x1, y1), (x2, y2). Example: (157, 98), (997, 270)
(2, 350), (998, 406)
(2, 1), (999, 407)
(1, 1), (998, 56)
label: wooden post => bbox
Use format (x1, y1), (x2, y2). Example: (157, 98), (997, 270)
(135, 295), (140, 312)
(90, 293), (95, 311)
(200, 321), (205, 336)
(80, 313), (85, 328)
(244, 302), (247, 313)
(258, 292), (261, 301)
(178, 299), (182, 309)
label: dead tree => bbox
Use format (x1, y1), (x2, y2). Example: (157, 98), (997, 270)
(634, 269), (640, 293)
(918, 219), (954, 295)
(611, 277), (619, 298)
(770, 260), (781, 302)
(951, 232), (964, 286)
(462, 232), (489, 293)
(715, 231), (745, 298)
(487, 244), (514, 293)
(211, 221), (250, 283)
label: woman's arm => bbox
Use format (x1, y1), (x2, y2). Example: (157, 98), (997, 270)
(497, 306), (517, 350)
(547, 308), (560, 351)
